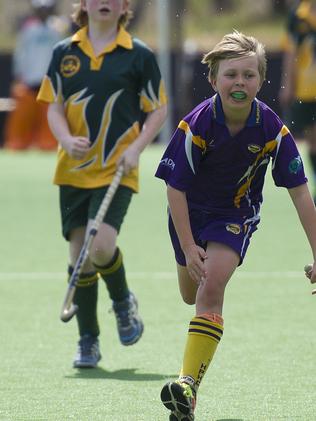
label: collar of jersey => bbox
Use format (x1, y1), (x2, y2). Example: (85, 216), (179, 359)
(71, 25), (133, 59)
(211, 94), (262, 127)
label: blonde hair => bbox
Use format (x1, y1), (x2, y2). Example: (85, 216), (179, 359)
(202, 31), (267, 83)
(72, 1), (133, 28)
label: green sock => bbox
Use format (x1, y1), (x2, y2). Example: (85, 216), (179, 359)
(68, 266), (100, 337)
(94, 248), (129, 302)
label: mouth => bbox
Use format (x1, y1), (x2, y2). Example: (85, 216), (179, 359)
(99, 6), (110, 14)
(230, 91), (247, 100)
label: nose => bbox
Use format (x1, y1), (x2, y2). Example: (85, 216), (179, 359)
(235, 75), (244, 86)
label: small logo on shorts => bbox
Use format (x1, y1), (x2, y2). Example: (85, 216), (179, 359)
(248, 144), (262, 153)
(60, 55), (81, 77)
(226, 223), (241, 235)
(288, 156), (303, 174)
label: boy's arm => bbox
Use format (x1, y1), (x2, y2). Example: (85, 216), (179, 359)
(167, 184), (207, 283)
(47, 102), (90, 160)
(118, 104), (167, 173)
(288, 183), (316, 284)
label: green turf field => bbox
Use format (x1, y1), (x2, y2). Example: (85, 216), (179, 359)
(0, 145), (315, 421)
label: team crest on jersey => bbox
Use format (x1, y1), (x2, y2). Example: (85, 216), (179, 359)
(226, 223), (241, 235)
(288, 156), (303, 174)
(60, 55), (80, 77)
(247, 144), (262, 153)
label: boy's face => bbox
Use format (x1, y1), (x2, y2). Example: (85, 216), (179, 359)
(81, 0), (129, 24)
(211, 56), (262, 111)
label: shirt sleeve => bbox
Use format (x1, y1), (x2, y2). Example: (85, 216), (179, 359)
(155, 116), (207, 192)
(37, 46), (63, 104)
(139, 50), (167, 112)
(271, 127), (307, 188)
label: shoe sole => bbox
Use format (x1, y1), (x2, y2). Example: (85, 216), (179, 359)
(121, 320), (144, 346)
(161, 382), (194, 420)
(73, 353), (101, 369)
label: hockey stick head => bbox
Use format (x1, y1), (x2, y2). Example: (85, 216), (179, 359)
(60, 303), (78, 322)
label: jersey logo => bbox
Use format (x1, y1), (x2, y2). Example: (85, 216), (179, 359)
(247, 144), (262, 153)
(288, 156), (303, 174)
(226, 223), (241, 235)
(160, 157), (175, 170)
(60, 55), (81, 78)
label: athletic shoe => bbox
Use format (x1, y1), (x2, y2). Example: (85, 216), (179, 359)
(161, 380), (196, 421)
(73, 334), (101, 368)
(112, 292), (144, 345)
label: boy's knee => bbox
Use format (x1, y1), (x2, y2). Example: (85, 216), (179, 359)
(90, 245), (116, 267)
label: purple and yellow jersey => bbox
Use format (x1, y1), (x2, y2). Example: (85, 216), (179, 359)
(281, 1), (316, 100)
(155, 94), (307, 217)
(37, 26), (167, 191)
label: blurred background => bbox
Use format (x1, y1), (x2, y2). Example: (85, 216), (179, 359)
(0, 0), (297, 146)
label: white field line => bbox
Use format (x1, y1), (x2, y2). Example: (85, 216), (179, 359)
(0, 271), (305, 281)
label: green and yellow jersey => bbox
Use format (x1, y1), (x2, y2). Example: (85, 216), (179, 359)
(37, 25), (167, 191)
(281, 1), (316, 100)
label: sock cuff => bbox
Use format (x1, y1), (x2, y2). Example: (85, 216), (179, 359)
(197, 312), (223, 326)
(94, 248), (123, 275)
(67, 265), (99, 287)
(188, 315), (224, 343)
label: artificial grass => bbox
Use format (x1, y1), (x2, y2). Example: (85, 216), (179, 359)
(0, 146), (315, 420)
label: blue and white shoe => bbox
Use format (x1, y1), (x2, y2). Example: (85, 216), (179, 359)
(73, 334), (101, 368)
(112, 292), (144, 345)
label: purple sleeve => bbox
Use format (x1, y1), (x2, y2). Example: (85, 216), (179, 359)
(155, 121), (205, 191)
(271, 131), (307, 188)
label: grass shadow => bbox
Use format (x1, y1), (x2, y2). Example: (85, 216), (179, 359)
(65, 367), (178, 381)
(216, 419), (244, 421)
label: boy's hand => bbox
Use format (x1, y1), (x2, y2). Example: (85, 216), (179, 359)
(183, 244), (207, 284)
(304, 264), (316, 294)
(117, 144), (141, 175)
(61, 136), (90, 160)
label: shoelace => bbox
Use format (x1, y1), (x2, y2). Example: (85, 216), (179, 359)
(112, 297), (137, 328)
(79, 338), (97, 354)
(115, 307), (135, 328)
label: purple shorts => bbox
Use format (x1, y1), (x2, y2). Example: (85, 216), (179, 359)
(168, 208), (260, 266)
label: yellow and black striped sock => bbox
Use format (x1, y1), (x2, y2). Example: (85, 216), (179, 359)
(94, 248), (129, 302)
(180, 313), (224, 390)
(68, 266), (100, 337)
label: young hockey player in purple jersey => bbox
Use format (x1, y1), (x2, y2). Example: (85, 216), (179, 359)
(155, 31), (316, 421)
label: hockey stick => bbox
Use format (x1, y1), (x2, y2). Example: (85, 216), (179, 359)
(60, 165), (124, 322)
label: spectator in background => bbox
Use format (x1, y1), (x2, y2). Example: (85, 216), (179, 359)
(4, 0), (68, 151)
(279, 0), (316, 201)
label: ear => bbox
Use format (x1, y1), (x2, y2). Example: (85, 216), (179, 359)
(210, 79), (217, 92)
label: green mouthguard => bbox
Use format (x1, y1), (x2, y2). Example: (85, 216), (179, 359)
(231, 92), (246, 100)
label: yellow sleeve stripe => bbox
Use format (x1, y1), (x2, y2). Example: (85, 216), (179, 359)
(37, 75), (58, 103)
(178, 120), (206, 150)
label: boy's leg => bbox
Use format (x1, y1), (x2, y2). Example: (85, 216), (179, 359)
(89, 187), (143, 346)
(94, 247), (143, 346)
(68, 266), (101, 368)
(94, 247), (129, 301)
(68, 225), (101, 368)
(161, 243), (239, 419)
